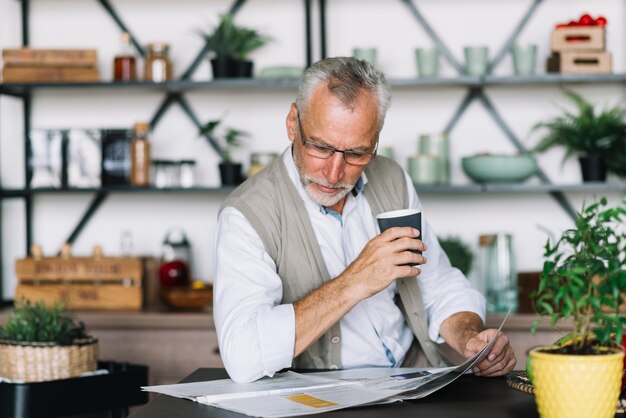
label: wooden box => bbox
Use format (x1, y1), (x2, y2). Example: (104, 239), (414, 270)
(2, 48), (98, 67)
(546, 51), (612, 74)
(517, 271), (540, 313)
(551, 27), (605, 52)
(15, 246), (143, 310)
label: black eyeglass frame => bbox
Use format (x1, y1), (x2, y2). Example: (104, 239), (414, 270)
(296, 110), (378, 166)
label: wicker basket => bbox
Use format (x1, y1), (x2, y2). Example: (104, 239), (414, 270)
(0, 337), (98, 382)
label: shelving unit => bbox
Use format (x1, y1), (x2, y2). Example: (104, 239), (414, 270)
(1, 0), (625, 304)
(4, 72), (626, 97)
(0, 0), (317, 304)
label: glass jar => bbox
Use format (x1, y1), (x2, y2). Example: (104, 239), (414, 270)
(152, 160), (179, 188)
(418, 133), (450, 184)
(144, 42), (172, 82)
(179, 160), (196, 188)
(479, 233), (518, 313)
(248, 152), (278, 178)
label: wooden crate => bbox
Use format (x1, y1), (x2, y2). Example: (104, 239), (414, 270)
(546, 51), (612, 74)
(551, 27), (605, 52)
(15, 245), (143, 310)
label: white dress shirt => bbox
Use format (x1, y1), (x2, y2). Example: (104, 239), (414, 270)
(213, 147), (485, 383)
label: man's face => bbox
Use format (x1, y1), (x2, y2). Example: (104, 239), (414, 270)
(286, 84), (380, 212)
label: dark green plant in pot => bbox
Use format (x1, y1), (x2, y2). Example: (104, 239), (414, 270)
(531, 196), (626, 353)
(199, 119), (249, 186)
(200, 14), (271, 78)
(438, 236), (474, 276)
(0, 300), (89, 345)
(532, 89), (626, 182)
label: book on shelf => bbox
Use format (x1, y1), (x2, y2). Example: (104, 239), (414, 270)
(2, 48), (98, 67)
(2, 66), (100, 83)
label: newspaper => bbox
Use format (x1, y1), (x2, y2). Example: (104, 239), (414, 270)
(143, 312), (509, 417)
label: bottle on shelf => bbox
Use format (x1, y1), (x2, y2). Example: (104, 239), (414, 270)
(130, 122), (151, 186)
(113, 32), (137, 82)
(144, 42), (172, 82)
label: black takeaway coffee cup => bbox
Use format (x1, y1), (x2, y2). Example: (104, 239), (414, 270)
(376, 208), (422, 256)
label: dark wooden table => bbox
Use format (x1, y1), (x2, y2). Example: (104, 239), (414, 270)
(129, 368), (539, 418)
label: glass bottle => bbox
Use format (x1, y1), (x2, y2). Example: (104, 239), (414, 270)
(113, 32), (137, 82)
(144, 43), (172, 83)
(130, 122), (151, 186)
(479, 233), (518, 313)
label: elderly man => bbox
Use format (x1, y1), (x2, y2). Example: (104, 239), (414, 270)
(213, 56), (516, 383)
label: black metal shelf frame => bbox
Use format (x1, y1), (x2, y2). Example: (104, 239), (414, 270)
(3, 182), (625, 197)
(1, 0), (624, 302)
(0, 0), (316, 302)
(6, 73), (626, 96)
(392, 0), (579, 220)
(2, 0), (315, 254)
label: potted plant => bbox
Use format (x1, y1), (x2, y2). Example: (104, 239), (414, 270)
(532, 89), (626, 182)
(199, 119), (248, 186)
(438, 235), (474, 276)
(0, 300), (98, 382)
(200, 14), (271, 78)
(529, 196), (626, 418)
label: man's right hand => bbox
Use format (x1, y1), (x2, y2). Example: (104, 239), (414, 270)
(293, 226), (426, 357)
(341, 226), (427, 299)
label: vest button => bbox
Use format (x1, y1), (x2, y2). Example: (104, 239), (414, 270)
(330, 364), (339, 370)
(330, 336), (341, 344)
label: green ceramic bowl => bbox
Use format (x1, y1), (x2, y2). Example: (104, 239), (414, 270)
(461, 154), (538, 183)
(257, 66), (303, 80)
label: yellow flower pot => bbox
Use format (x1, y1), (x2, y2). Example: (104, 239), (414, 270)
(530, 347), (624, 418)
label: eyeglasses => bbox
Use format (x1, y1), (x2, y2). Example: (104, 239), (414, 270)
(296, 110), (377, 166)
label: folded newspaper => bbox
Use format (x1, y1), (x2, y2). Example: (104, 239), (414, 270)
(143, 313), (509, 417)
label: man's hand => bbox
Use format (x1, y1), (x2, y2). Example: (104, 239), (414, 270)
(293, 226), (426, 357)
(465, 329), (517, 377)
(439, 312), (516, 377)
(342, 226), (426, 299)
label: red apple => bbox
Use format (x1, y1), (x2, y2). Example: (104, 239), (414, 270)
(159, 259), (191, 287)
(579, 14), (594, 26)
(595, 16), (607, 27)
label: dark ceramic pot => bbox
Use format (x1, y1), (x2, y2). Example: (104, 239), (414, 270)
(210, 56), (238, 78)
(234, 60), (254, 78)
(219, 162), (244, 186)
(578, 154), (607, 182)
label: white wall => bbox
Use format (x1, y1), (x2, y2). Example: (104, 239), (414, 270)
(1, 0), (625, 299)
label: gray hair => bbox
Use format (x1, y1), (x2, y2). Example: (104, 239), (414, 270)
(295, 56), (391, 132)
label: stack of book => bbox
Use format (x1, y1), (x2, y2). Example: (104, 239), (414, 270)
(2, 48), (100, 83)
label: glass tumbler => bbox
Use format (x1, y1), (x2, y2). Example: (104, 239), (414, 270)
(479, 233), (518, 312)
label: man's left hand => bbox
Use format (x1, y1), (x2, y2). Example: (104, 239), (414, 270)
(464, 329), (516, 377)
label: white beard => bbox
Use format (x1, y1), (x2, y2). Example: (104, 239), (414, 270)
(301, 175), (354, 207)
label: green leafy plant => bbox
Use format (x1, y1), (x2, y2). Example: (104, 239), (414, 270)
(531, 197), (626, 354)
(439, 236), (474, 276)
(199, 119), (249, 163)
(0, 301), (90, 345)
(532, 89), (626, 177)
(200, 14), (271, 60)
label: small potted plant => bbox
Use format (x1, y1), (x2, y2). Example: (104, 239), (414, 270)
(199, 119), (248, 186)
(438, 235), (474, 276)
(200, 14), (271, 78)
(529, 196), (626, 417)
(0, 300), (98, 382)
(532, 89), (626, 182)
